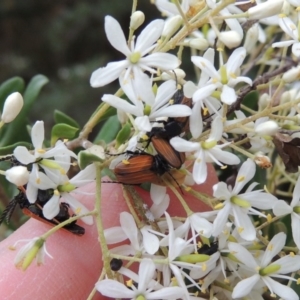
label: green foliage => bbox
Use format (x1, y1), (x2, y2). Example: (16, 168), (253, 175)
(94, 115), (121, 144)
(54, 110), (80, 129)
(51, 123), (79, 146)
(78, 150), (104, 170)
(0, 142), (33, 155)
(115, 122), (131, 148)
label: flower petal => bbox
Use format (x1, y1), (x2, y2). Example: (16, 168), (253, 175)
(193, 84), (218, 103)
(31, 121), (44, 150)
(140, 52), (180, 70)
(193, 150), (207, 184)
(191, 56), (219, 78)
(261, 232), (286, 267)
(135, 116), (152, 132)
(232, 274), (260, 298)
(212, 202), (231, 237)
(13, 146), (35, 164)
(43, 194), (60, 220)
(96, 279), (134, 298)
(105, 16), (131, 56)
(104, 227), (127, 244)
(63, 193), (93, 225)
(273, 254), (300, 274)
(232, 158), (255, 194)
(135, 19), (164, 53)
(190, 102), (203, 139)
(220, 85), (237, 105)
(137, 258), (156, 291)
(120, 212), (140, 250)
(232, 206), (256, 241)
(263, 276), (299, 300)
(150, 184), (166, 205)
(170, 137), (199, 152)
(102, 94), (141, 116)
(141, 228), (160, 255)
(226, 47), (246, 73)
(90, 60), (129, 88)
(291, 213), (300, 250)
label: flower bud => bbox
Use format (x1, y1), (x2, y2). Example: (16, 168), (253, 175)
(130, 11), (145, 30)
(5, 166), (29, 186)
(247, 0), (283, 20)
(161, 68), (186, 81)
(244, 24), (258, 53)
(219, 31), (242, 49)
(162, 15), (182, 37)
(255, 120), (279, 136)
(281, 90), (296, 104)
(1, 92), (24, 123)
(283, 66), (300, 83)
(188, 37), (209, 51)
(258, 93), (271, 111)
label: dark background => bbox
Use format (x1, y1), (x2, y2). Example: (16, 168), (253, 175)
(0, 0), (160, 129)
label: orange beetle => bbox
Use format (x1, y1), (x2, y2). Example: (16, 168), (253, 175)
(150, 136), (185, 169)
(114, 154), (167, 185)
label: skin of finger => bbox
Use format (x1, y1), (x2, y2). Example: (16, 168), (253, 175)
(0, 164), (217, 299)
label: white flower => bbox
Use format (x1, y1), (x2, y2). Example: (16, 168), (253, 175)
(272, 16), (300, 57)
(90, 16), (179, 87)
(273, 174), (300, 249)
(184, 48), (222, 138)
(191, 47), (252, 105)
(170, 116), (240, 184)
(1, 92), (23, 123)
(155, 0), (243, 40)
(187, 213), (213, 251)
(96, 258), (186, 299)
(104, 212), (160, 255)
(13, 237), (52, 270)
(42, 164), (96, 225)
(102, 72), (191, 132)
(224, 112), (274, 153)
(5, 166), (29, 186)
(13, 121), (77, 203)
(158, 212), (218, 297)
(247, 0), (283, 20)
(212, 159), (278, 241)
(228, 233), (300, 300)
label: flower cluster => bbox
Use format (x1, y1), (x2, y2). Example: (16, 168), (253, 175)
(2, 0), (300, 299)
(6, 121), (95, 225)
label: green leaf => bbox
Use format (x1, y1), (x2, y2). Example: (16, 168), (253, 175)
(54, 110), (80, 129)
(0, 75), (49, 146)
(23, 75), (49, 109)
(0, 142), (33, 155)
(51, 123), (79, 146)
(94, 115), (121, 144)
(78, 150), (104, 169)
(0, 77), (25, 107)
(116, 122), (131, 148)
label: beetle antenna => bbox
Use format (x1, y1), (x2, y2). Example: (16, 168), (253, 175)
(0, 196), (18, 225)
(165, 171), (184, 195)
(101, 180), (139, 186)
